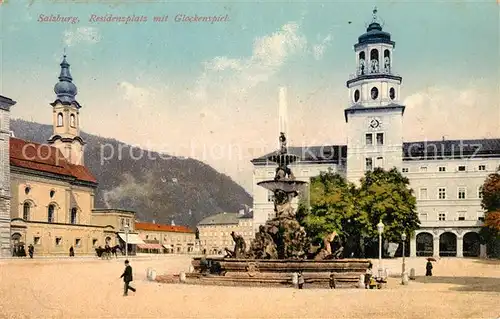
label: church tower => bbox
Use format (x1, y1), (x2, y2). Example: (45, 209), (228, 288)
(47, 55), (85, 165)
(345, 8), (405, 184)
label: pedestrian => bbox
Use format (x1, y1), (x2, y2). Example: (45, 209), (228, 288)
(120, 259), (136, 296)
(425, 260), (433, 276)
(364, 262), (373, 289)
(297, 271), (305, 289)
(329, 273), (335, 289)
(28, 244), (34, 258)
(69, 246), (74, 257)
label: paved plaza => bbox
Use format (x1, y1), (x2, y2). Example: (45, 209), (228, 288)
(0, 255), (499, 318)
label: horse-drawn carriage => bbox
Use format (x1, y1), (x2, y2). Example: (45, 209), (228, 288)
(95, 245), (122, 259)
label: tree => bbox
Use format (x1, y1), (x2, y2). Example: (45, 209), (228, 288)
(356, 167), (420, 243)
(297, 169), (358, 245)
(480, 168), (500, 257)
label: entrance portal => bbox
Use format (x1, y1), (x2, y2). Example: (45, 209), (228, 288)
(416, 232), (433, 256)
(439, 232), (457, 257)
(463, 232), (480, 257)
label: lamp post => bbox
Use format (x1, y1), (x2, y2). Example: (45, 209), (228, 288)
(124, 224), (129, 257)
(401, 232), (407, 285)
(377, 220), (384, 278)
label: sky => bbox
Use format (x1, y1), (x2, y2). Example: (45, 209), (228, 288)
(1, 0), (499, 193)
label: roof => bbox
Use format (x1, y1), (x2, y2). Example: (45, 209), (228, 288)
(251, 145), (347, 165)
(344, 103), (405, 122)
(198, 212), (240, 226)
(239, 211), (253, 219)
(0, 95), (16, 111)
(135, 222), (195, 233)
(403, 138), (500, 160)
(251, 138), (500, 166)
(9, 137), (97, 184)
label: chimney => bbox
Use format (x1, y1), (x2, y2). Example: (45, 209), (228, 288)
(238, 209), (244, 215)
(171, 220), (175, 226)
(152, 219), (156, 224)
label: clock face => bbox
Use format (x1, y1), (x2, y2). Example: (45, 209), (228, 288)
(369, 118), (381, 129)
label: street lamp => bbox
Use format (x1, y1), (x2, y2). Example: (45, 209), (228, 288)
(401, 232), (407, 285)
(377, 220), (384, 278)
(124, 224), (129, 257)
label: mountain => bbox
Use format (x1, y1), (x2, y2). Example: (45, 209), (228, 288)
(10, 119), (253, 228)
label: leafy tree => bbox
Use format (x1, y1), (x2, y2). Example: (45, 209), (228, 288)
(480, 167), (500, 256)
(297, 169), (358, 244)
(356, 167), (420, 243)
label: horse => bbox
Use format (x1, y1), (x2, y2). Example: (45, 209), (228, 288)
(95, 245), (120, 259)
(110, 245), (121, 258)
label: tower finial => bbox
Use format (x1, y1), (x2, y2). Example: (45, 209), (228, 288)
(372, 7), (378, 22)
(63, 47), (67, 58)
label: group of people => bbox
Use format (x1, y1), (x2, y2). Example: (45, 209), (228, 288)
(12, 244), (34, 258)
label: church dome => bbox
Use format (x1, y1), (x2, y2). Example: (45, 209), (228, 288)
(357, 22), (392, 45)
(51, 55), (80, 106)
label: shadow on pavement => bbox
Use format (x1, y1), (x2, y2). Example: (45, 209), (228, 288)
(414, 276), (500, 293)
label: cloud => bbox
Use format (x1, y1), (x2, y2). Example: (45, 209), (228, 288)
(312, 34), (332, 60)
(193, 22), (307, 100)
(117, 81), (155, 108)
(403, 85), (499, 140)
(63, 27), (101, 47)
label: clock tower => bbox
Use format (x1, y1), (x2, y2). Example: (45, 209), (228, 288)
(344, 8), (405, 184)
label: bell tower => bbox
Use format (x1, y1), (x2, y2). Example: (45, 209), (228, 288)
(344, 8), (405, 184)
(47, 54), (85, 165)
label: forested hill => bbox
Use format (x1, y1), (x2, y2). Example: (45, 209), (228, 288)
(11, 119), (252, 228)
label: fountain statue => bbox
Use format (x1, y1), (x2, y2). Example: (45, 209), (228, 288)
(158, 132), (371, 288)
(249, 132), (309, 259)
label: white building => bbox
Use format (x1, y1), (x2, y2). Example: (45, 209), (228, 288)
(251, 12), (500, 258)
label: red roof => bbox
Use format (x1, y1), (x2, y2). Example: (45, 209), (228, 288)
(135, 222), (194, 233)
(9, 137), (97, 184)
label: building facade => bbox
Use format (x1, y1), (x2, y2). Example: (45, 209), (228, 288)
(198, 211), (253, 255)
(135, 221), (197, 254)
(0, 96), (17, 258)
(251, 11), (500, 258)
(1, 55), (141, 257)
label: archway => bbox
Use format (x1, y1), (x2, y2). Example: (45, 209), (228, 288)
(416, 232), (433, 256)
(11, 233), (23, 257)
(439, 232), (457, 257)
(463, 232), (480, 257)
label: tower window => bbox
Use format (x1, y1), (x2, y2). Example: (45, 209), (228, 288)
(23, 202), (30, 220)
(365, 133), (373, 145)
(389, 87), (395, 100)
(48, 204), (55, 223)
(24, 186), (31, 195)
(370, 87), (379, 100)
(57, 113), (63, 127)
(370, 49), (379, 73)
(383, 49), (391, 73)
(376, 133), (384, 145)
(70, 208), (78, 224)
(358, 51), (366, 75)
(50, 190), (55, 198)
(70, 114), (76, 127)
(354, 89), (360, 102)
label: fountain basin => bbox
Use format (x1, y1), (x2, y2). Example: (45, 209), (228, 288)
(154, 257), (372, 288)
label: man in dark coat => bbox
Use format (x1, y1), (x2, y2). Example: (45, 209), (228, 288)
(425, 260), (433, 276)
(120, 259), (136, 296)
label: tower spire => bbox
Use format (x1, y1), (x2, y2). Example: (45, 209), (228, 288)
(52, 53), (80, 108)
(372, 7), (378, 23)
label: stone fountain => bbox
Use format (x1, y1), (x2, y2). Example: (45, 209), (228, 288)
(156, 133), (371, 288)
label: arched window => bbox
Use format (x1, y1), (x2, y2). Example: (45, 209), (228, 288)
(358, 51), (366, 75)
(370, 49), (379, 73)
(70, 208), (77, 224)
(70, 114), (76, 127)
(383, 49), (391, 73)
(23, 202), (30, 220)
(57, 113), (63, 127)
(48, 204), (55, 223)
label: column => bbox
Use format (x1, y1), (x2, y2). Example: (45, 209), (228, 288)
(433, 235), (440, 257)
(410, 234), (417, 257)
(456, 236), (463, 258)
